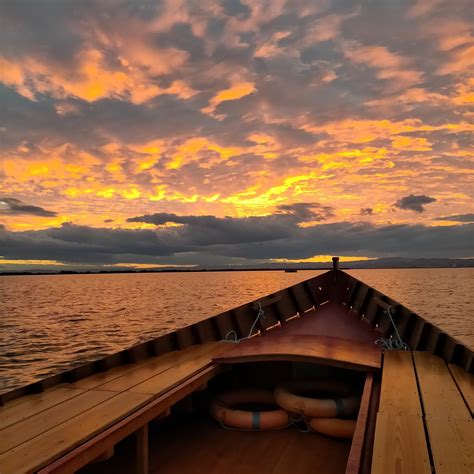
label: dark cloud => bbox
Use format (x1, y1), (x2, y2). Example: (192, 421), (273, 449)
(276, 203), (335, 221)
(220, 0), (251, 19)
(435, 214), (474, 223)
(0, 197), (57, 217)
(394, 194), (437, 213)
(1, 217), (471, 265)
(126, 203), (334, 246)
(360, 208), (373, 215)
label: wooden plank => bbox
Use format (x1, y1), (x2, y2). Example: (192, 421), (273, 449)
(0, 391), (152, 474)
(71, 342), (223, 390)
(371, 413), (430, 474)
(69, 358), (163, 390)
(37, 366), (219, 474)
(426, 416), (474, 474)
(0, 386), (85, 430)
(379, 351), (422, 416)
(449, 364), (474, 416)
(0, 385), (65, 410)
(413, 351), (471, 420)
(0, 389), (117, 454)
(129, 344), (228, 395)
(345, 373), (373, 474)
(93, 342), (225, 392)
(214, 334), (381, 371)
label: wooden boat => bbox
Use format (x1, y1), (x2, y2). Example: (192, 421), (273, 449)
(0, 258), (473, 474)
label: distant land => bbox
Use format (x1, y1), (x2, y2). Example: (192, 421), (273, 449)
(0, 257), (473, 276)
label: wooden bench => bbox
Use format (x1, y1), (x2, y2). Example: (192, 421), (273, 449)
(372, 350), (430, 474)
(372, 350), (474, 474)
(413, 351), (473, 474)
(0, 342), (229, 474)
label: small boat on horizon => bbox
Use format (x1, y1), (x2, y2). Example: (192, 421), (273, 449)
(0, 257), (472, 474)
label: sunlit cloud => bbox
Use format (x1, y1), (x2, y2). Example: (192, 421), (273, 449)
(0, 0), (472, 267)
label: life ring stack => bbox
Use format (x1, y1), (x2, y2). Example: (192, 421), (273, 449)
(274, 379), (360, 439)
(209, 379), (360, 438)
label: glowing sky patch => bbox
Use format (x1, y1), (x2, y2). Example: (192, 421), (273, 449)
(0, 0), (472, 268)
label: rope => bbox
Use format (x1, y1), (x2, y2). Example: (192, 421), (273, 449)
(375, 306), (409, 351)
(225, 302), (266, 343)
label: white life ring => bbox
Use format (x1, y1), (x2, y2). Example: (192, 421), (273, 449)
(309, 417), (357, 439)
(210, 389), (290, 430)
(274, 379), (360, 418)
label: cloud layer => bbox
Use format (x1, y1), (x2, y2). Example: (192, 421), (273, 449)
(1, 213), (472, 266)
(0, 0), (472, 265)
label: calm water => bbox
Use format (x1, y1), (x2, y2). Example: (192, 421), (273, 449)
(0, 268), (472, 394)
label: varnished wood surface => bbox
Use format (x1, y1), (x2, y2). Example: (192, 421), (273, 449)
(89, 342), (227, 393)
(449, 363), (474, 416)
(0, 342), (229, 474)
(0, 385), (85, 430)
(0, 389), (118, 454)
(0, 391), (152, 474)
(426, 416), (474, 474)
(274, 302), (382, 344)
(371, 413), (430, 474)
(373, 350), (474, 474)
(79, 415), (351, 474)
(215, 334), (381, 371)
(379, 351), (422, 416)
(215, 303), (381, 371)
(345, 373), (374, 474)
(38, 366), (220, 474)
(414, 351), (471, 420)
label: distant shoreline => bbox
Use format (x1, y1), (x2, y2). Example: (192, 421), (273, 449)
(1, 264), (473, 276)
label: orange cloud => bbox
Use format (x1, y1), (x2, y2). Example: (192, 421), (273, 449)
(202, 82), (255, 115)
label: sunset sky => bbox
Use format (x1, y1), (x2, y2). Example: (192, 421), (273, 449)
(0, 0), (472, 269)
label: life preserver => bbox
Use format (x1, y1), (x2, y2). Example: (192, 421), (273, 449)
(274, 379), (360, 418)
(210, 389), (290, 430)
(308, 417), (356, 439)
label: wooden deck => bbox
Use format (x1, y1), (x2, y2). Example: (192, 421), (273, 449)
(372, 350), (474, 474)
(0, 342), (230, 474)
(79, 414), (352, 474)
(215, 303), (382, 371)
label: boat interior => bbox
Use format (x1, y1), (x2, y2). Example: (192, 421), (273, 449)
(0, 260), (472, 474)
(78, 361), (367, 474)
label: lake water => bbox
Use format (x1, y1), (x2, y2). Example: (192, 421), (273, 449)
(0, 268), (472, 394)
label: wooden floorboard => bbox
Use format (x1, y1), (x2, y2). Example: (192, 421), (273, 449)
(129, 346), (224, 395)
(0, 386), (85, 430)
(79, 415), (351, 474)
(379, 351), (421, 416)
(97, 342), (226, 393)
(0, 391), (152, 474)
(449, 364), (474, 417)
(0, 342), (229, 474)
(371, 413), (430, 474)
(426, 417), (474, 474)
(0, 390), (118, 454)
(413, 351), (474, 474)
(413, 351), (471, 420)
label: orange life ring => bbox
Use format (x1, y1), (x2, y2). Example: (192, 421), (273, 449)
(274, 379), (360, 418)
(210, 389), (290, 430)
(308, 417), (356, 439)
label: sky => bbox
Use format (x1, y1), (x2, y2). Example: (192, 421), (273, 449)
(0, 0), (473, 270)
